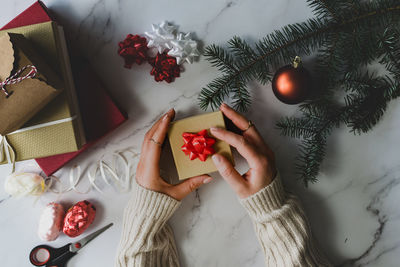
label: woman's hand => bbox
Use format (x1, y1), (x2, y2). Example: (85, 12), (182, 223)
(136, 109), (213, 201)
(210, 103), (276, 198)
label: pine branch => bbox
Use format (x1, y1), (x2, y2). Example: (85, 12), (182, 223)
(378, 28), (400, 78)
(200, 3), (400, 111)
(231, 79), (251, 112)
(201, 0), (400, 185)
(296, 135), (326, 186)
(307, 0), (342, 22)
(198, 75), (235, 111)
(276, 117), (316, 139)
(204, 44), (238, 74)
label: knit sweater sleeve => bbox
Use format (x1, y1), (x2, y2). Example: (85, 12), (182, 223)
(240, 174), (332, 267)
(115, 182), (181, 267)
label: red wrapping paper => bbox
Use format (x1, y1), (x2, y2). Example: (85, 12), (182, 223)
(1, 1), (52, 29)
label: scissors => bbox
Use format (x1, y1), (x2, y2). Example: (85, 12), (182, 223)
(29, 223), (113, 267)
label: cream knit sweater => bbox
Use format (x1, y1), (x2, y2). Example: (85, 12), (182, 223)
(115, 175), (332, 267)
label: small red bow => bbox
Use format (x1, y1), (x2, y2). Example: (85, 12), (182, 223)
(181, 129), (216, 161)
(118, 34), (149, 68)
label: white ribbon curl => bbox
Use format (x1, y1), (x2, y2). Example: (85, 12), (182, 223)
(0, 135), (15, 172)
(46, 150), (139, 195)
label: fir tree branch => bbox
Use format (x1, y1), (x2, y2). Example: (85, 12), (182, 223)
(316, 0), (340, 22)
(296, 135), (326, 186)
(200, 3), (400, 111)
(378, 29), (400, 76)
(201, 0), (400, 185)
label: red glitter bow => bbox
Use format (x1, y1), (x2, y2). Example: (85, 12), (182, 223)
(63, 200), (96, 237)
(149, 52), (180, 83)
(181, 129), (216, 161)
(118, 34), (148, 68)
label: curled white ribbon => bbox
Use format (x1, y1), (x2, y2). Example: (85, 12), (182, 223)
(0, 135), (15, 172)
(45, 150), (139, 195)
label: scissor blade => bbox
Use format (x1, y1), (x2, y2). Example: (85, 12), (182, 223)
(70, 223), (113, 252)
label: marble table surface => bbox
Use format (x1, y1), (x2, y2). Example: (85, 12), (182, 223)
(1, 0), (400, 266)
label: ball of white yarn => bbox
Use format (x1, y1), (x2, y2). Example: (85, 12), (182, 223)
(4, 172), (45, 197)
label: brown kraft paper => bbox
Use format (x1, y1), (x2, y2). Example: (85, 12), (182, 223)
(0, 32), (61, 135)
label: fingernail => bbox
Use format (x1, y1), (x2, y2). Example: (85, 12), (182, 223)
(163, 114), (169, 121)
(203, 177), (213, 184)
(210, 127), (220, 132)
(212, 154), (220, 163)
(221, 103), (227, 108)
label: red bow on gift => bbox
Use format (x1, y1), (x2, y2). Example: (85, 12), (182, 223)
(181, 129), (216, 161)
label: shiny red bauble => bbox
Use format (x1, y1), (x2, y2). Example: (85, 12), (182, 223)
(271, 57), (312, 105)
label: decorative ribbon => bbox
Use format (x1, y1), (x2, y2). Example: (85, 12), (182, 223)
(1, 116), (77, 173)
(181, 129), (216, 161)
(46, 149), (139, 195)
(8, 115), (77, 135)
(0, 135), (15, 172)
(0, 65), (37, 97)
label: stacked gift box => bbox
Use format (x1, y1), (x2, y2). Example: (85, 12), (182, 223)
(0, 1), (127, 175)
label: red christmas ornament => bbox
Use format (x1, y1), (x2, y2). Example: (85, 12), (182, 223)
(181, 129), (216, 161)
(63, 200), (96, 238)
(271, 56), (312, 104)
(149, 52), (180, 83)
(118, 34), (149, 68)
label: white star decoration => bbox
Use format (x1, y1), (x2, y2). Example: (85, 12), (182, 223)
(168, 32), (200, 64)
(145, 21), (177, 53)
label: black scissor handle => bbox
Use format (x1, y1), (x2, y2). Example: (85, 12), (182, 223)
(29, 243), (76, 267)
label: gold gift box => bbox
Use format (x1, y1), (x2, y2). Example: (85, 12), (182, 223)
(168, 111), (234, 180)
(0, 21), (85, 163)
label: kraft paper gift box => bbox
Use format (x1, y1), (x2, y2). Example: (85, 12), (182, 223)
(0, 32), (62, 135)
(168, 111), (234, 180)
(0, 21), (86, 163)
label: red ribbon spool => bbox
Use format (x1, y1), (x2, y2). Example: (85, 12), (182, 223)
(181, 129), (216, 161)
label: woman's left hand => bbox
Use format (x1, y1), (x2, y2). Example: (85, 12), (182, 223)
(135, 108), (213, 201)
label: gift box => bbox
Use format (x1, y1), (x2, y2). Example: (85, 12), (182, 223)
(0, 21), (86, 163)
(35, 58), (128, 176)
(168, 111), (234, 180)
(0, 32), (62, 135)
(2, 1), (128, 175)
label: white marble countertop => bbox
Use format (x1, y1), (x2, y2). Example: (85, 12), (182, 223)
(1, 1), (400, 266)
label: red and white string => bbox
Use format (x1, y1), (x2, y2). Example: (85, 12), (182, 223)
(0, 65), (37, 97)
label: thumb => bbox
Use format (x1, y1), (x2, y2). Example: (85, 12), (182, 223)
(212, 154), (246, 195)
(168, 175), (213, 201)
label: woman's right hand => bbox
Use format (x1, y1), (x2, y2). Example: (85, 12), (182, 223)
(210, 103), (277, 199)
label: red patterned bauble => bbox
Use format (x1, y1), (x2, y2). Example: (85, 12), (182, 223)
(63, 200), (96, 237)
(149, 52), (180, 83)
(181, 129), (216, 161)
(118, 34), (149, 68)
(271, 56), (312, 105)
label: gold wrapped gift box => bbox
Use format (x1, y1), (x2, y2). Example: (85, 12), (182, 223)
(0, 21), (85, 163)
(168, 111), (234, 180)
